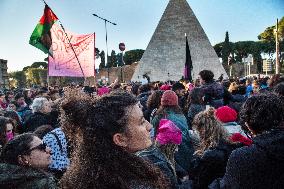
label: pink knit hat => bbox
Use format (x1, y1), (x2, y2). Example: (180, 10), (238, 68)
(160, 84), (171, 91)
(215, 106), (237, 123)
(156, 119), (182, 145)
(161, 90), (178, 106)
(97, 87), (110, 96)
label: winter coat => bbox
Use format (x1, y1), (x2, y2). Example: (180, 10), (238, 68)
(136, 146), (179, 188)
(209, 128), (284, 189)
(222, 122), (246, 137)
(189, 141), (242, 189)
(0, 163), (57, 189)
(23, 112), (51, 132)
(187, 104), (206, 129)
(199, 82), (225, 108)
(151, 109), (194, 172)
(228, 94), (247, 112)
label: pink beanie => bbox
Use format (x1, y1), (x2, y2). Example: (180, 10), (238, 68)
(161, 90), (178, 106)
(156, 119), (182, 145)
(215, 106), (237, 123)
(97, 87), (110, 96)
(160, 84), (171, 91)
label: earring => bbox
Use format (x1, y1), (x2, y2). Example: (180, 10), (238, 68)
(25, 161), (31, 166)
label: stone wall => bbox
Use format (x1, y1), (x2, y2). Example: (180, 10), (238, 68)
(95, 63), (138, 83)
(0, 59), (9, 89)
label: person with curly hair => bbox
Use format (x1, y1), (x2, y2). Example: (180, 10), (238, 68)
(210, 93), (284, 188)
(59, 90), (170, 189)
(273, 82), (284, 97)
(189, 108), (241, 189)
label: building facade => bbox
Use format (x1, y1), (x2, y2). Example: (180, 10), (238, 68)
(0, 59), (9, 89)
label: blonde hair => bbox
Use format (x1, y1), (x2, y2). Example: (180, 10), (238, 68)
(192, 107), (231, 156)
(228, 82), (238, 93)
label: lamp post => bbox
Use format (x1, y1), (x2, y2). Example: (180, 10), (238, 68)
(119, 43), (125, 82)
(92, 13), (117, 81)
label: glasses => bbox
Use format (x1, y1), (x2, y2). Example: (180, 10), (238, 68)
(25, 143), (47, 154)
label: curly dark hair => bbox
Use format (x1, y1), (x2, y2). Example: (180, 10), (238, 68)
(0, 133), (35, 165)
(59, 90), (169, 189)
(199, 70), (214, 83)
(273, 82), (284, 97)
(240, 93), (284, 134)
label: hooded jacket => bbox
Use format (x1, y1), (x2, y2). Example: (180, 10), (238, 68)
(0, 163), (57, 189)
(210, 128), (284, 189)
(200, 82), (225, 108)
(189, 141), (242, 189)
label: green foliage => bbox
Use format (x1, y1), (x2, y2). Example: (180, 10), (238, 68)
(95, 48), (100, 59)
(9, 71), (26, 88)
(214, 42), (223, 57)
(123, 49), (145, 65)
(23, 62), (47, 72)
(258, 26), (275, 41)
(221, 31), (232, 64)
(279, 17), (284, 39)
(99, 50), (105, 69)
(258, 16), (284, 41)
(106, 50), (117, 68)
(26, 68), (47, 86)
(116, 53), (124, 66)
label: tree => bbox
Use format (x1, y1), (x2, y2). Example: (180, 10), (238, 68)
(123, 49), (145, 65)
(99, 51), (105, 69)
(23, 62), (48, 72)
(106, 50), (117, 68)
(258, 17), (284, 42)
(26, 68), (47, 86)
(213, 42), (224, 58)
(9, 71), (26, 88)
(221, 31), (232, 64)
(258, 17), (284, 58)
(116, 53), (124, 67)
(95, 48), (100, 59)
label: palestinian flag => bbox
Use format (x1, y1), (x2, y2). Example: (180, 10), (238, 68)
(29, 5), (58, 57)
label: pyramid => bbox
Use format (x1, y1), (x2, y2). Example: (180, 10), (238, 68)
(131, 0), (227, 82)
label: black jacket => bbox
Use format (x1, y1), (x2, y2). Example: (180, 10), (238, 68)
(189, 141), (241, 189)
(210, 129), (284, 189)
(200, 82), (225, 108)
(23, 112), (51, 132)
(0, 163), (57, 189)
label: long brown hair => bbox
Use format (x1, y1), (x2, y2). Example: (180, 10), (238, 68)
(60, 90), (170, 189)
(192, 107), (231, 156)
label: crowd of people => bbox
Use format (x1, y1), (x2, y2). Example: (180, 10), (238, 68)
(0, 69), (284, 189)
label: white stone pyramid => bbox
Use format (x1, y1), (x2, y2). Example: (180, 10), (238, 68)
(132, 0), (227, 82)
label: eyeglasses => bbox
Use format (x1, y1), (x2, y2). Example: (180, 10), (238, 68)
(25, 143), (47, 154)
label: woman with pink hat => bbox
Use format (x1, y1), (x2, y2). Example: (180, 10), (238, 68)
(151, 90), (194, 173)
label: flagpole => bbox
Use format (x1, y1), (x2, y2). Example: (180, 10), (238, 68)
(40, 0), (86, 79)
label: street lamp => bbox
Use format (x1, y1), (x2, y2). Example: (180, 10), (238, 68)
(92, 13), (117, 81)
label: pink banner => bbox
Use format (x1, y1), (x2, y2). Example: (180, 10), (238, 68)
(48, 24), (95, 77)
